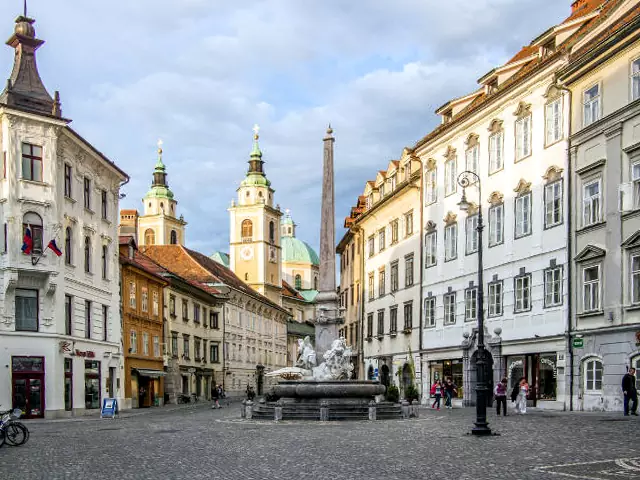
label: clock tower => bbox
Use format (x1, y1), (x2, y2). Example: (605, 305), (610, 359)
(229, 126), (283, 304)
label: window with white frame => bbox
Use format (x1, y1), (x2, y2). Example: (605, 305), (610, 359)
(130, 330), (138, 354)
(379, 183), (385, 198)
(488, 204), (503, 246)
(515, 115), (532, 160)
(514, 274), (532, 312)
(444, 292), (456, 325)
(544, 266), (563, 307)
(445, 158), (456, 196)
(583, 84), (600, 126)
(129, 281), (136, 309)
(465, 144), (479, 174)
(405, 211), (414, 237)
(631, 254), (640, 304)
(368, 273), (375, 301)
(465, 287), (477, 321)
(444, 224), (457, 261)
(378, 228), (386, 251)
(583, 264), (601, 312)
(378, 268), (386, 297)
(632, 162), (640, 208)
(143, 332), (149, 356)
(633, 58), (640, 101)
(515, 193), (532, 238)
(390, 306), (398, 333)
(425, 231), (437, 268)
(368, 236), (375, 257)
(543, 181), (562, 229)
(391, 220), (399, 244)
(424, 297), (435, 327)
(405, 254), (414, 287)
(584, 358), (603, 391)
(489, 131), (503, 174)
(425, 168), (437, 204)
(390, 261), (399, 292)
(545, 98), (563, 145)
(390, 174), (397, 191)
(488, 281), (503, 317)
(377, 310), (385, 336)
(466, 215), (478, 254)
(583, 179), (602, 227)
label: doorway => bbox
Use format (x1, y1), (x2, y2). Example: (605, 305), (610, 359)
(11, 356), (45, 419)
(380, 364), (390, 387)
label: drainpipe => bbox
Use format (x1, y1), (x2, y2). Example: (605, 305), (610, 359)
(557, 79), (574, 411)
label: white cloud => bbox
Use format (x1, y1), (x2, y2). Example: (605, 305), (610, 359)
(0, 0), (572, 254)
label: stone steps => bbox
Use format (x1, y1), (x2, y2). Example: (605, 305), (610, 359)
(251, 401), (403, 421)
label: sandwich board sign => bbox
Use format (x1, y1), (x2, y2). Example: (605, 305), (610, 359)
(101, 398), (118, 419)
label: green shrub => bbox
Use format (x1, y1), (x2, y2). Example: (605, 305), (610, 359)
(386, 385), (400, 403)
(405, 384), (420, 403)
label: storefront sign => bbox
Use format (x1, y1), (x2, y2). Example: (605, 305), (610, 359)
(59, 341), (73, 354)
(74, 350), (96, 358)
(101, 398), (117, 419)
(572, 338), (584, 348)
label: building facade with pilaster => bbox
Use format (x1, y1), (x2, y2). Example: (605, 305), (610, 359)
(0, 11), (128, 418)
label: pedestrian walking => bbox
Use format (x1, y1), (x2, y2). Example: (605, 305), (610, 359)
(515, 377), (529, 414)
(444, 378), (457, 409)
(211, 383), (220, 409)
(431, 380), (442, 410)
(494, 377), (508, 416)
(622, 367), (638, 416)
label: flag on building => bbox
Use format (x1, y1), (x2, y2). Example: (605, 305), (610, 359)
(21, 228), (33, 254)
(47, 239), (62, 257)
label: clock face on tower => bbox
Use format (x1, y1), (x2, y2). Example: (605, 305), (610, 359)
(240, 246), (254, 261)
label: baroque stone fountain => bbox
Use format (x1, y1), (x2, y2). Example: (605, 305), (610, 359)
(248, 127), (402, 421)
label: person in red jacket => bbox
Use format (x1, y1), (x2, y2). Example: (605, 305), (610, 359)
(430, 380), (442, 410)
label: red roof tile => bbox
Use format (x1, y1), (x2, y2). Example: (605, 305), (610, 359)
(282, 280), (305, 301)
(505, 45), (538, 65)
(564, 0), (604, 23)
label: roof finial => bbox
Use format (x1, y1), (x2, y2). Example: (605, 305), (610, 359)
(252, 123), (260, 140)
(326, 123), (333, 135)
(250, 124), (262, 158)
(155, 139), (165, 169)
(24, 0), (27, 17)
(157, 138), (163, 157)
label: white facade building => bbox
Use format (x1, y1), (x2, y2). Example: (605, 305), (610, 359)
(360, 154), (422, 395)
(0, 13), (128, 418)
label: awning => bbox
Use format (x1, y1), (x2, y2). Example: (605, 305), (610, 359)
(134, 368), (166, 378)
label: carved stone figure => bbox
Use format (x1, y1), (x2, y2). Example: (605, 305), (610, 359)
(295, 336), (317, 371)
(312, 337), (353, 381)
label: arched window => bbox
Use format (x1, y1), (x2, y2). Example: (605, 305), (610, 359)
(314, 276), (318, 290)
(170, 230), (178, 245)
(241, 220), (253, 241)
(269, 221), (275, 244)
(23, 212), (43, 254)
(295, 274), (302, 290)
(144, 228), (155, 245)
(84, 236), (91, 273)
(64, 227), (72, 265)
(101, 245), (108, 279)
(584, 358), (603, 391)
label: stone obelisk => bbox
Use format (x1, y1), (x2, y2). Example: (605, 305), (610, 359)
(314, 125), (343, 361)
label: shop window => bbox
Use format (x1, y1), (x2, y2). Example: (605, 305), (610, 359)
(64, 358), (73, 411)
(84, 360), (101, 409)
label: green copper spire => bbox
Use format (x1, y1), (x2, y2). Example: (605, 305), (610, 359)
(241, 124), (271, 187)
(146, 139), (175, 200)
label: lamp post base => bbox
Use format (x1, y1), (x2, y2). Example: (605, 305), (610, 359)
(471, 423), (492, 436)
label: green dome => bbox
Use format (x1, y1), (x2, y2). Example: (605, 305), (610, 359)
(282, 236), (319, 266)
(240, 173), (271, 187)
(145, 186), (174, 200)
(281, 213), (294, 226)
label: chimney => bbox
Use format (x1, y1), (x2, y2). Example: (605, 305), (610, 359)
(571, 0), (587, 13)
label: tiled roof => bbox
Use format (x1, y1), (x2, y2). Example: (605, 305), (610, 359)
(119, 249), (168, 284)
(282, 280), (305, 301)
(505, 45), (538, 65)
(119, 235), (134, 246)
(564, 0), (604, 24)
(142, 245), (288, 314)
(120, 209), (138, 215)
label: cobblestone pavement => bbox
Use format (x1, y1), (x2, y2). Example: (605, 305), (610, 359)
(1, 404), (639, 480)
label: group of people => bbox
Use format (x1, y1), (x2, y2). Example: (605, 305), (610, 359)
(429, 369), (639, 417)
(429, 378), (458, 410)
(210, 384), (225, 409)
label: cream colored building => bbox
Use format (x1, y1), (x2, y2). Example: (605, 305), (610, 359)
(337, 196), (365, 378)
(559, 0), (640, 411)
(343, 153), (423, 394)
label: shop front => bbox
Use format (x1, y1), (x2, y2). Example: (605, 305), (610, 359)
(11, 356), (45, 419)
(429, 359), (464, 398)
(506, 353), (558, 406)
(132, 369), (165, 407)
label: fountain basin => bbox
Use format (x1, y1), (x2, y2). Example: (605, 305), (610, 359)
(273, 379), (385, 400)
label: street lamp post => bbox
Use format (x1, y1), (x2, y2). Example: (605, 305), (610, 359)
(457, 171), (492, 436)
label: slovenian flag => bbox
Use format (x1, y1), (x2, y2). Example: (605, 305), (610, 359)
(21, 228), (33, 254)
(48, 239), (62, 257)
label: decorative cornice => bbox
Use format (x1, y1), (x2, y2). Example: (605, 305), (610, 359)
(465, 133), (479, 147)
(466, 202), (479, 216)
(425, 220), (437, 231)
(487, 191), (504, 206)
(513, 178), (532, 196)
(542, 165), (564, 183)
(487, 119), (503, 134)
(513, 101), (532, 118)
(443, 211), (457, 225)
(425, 158), (437, 170)
(444, 145), (456, 160)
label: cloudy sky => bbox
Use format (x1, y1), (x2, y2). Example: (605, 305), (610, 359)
(0, 0), (570, 255)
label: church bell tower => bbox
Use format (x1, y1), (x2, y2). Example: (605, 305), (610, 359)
(228, 126), (283, 304)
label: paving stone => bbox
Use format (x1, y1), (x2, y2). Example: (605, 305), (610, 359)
(1, 404), (639, 480)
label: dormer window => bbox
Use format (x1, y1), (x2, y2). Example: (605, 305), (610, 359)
(366, 194), (373, 210)
(405, 161), (412, 181)
(379, 184), (385, 198)
(390, 174), (397, 191)
(442, 110), (453, 124)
